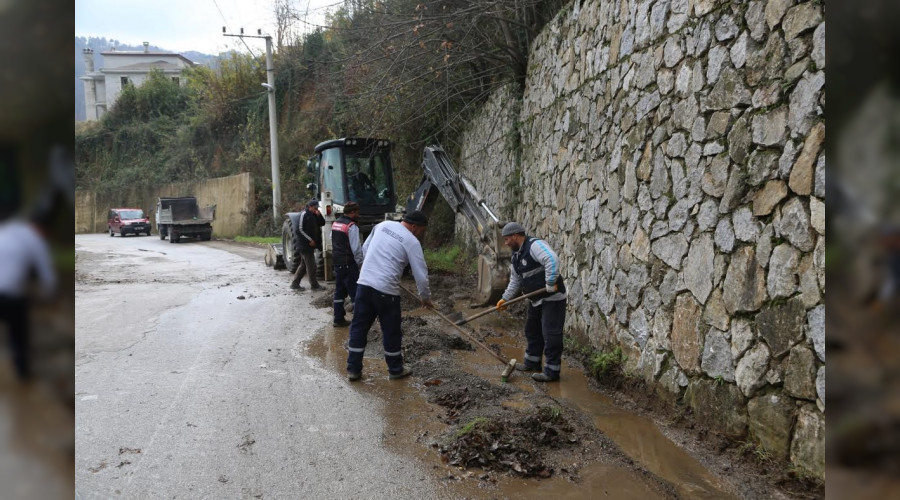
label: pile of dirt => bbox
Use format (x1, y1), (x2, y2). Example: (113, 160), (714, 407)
(401, 316), (473, 362)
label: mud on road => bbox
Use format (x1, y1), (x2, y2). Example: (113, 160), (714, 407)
(306, 271), (822, 499)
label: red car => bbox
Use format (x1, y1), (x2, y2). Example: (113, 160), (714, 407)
(108, 208), (151, 237)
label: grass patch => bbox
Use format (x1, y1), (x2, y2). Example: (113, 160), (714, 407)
(455, 416), (490, 438)
(589, 346), (623, 380)
(235, 235), (280, 245)
(424, 245), (471, 274)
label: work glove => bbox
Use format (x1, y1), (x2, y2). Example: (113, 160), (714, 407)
(496, 298), (507, 311)
(546, 283), (558, 294)
(422, 298), (435, 309)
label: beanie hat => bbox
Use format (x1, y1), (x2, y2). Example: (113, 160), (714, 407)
(501, 222), (526, 237)
(403, 210), (429, 226)
(307, 199), (319, 207)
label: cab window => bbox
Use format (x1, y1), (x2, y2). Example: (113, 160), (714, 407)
(320, 148), (346, 203)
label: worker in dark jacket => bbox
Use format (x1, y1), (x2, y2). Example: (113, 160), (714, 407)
(331, 202), (363, 327)
(496, 222), (567, 382)
(290, 199), (326, 291)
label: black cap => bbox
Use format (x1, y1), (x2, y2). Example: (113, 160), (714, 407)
(403, 210), (428, 226)
(307, 199), (319, 207)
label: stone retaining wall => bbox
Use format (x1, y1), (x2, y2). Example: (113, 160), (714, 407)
(456, 0), (825, 477)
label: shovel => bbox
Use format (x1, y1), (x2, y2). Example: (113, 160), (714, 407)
(399, 284), (519, 382)
(450, 288), (547, 326)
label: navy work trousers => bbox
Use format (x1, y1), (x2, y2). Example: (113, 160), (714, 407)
(333, 262), (359, 321)
(523, 298), (567, 377)
(346, 284), (404, 375)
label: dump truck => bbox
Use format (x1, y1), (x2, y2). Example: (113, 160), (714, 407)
(156, 196), (216, 243)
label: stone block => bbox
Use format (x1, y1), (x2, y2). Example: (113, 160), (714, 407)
(767, 243), (800, 299)
(765, 0), (791, 30)
(723, 246), (767, 314)
(730, 318), (755, 360)
(672, 293), (703, 374)
(715, 217), (735, 253)
(684, 233), (715, 303)
(758, 298), (806, 358)
(702, 154), (729, 197)
(736, 342), (770, 397)
(807, 304), (824, 362)
(784, 345), (817, 400)
(747, 391), (795, 460)
(790, 407), (825, 478)
(702, 327), (735, 382)
(753, 180), (788, 216)
(789, 71), (825, 138)
(703, 288), (730, 331)
(652, 233), (689, 270)
(685, 379), (748, 438)
(782, 2), (823, 41)
(789, 122), (825, 195)
(776, 197), (815, 252)
(751, 106), (788, 146)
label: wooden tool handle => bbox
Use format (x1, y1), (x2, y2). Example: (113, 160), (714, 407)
(400, 285), (510, 366)
(459, 288), (546, 325)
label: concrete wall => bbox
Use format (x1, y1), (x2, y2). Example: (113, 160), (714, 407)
(455, 0), (825, 478)
(75, 172), (254, 238)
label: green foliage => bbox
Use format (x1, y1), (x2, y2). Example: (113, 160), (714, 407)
(589, 347), (623, 380)
(234, 236), (281, 245)
(538, 406), (562, 421)
(424, 245), (468, 274)
(76, 1), (570, 232)
(455, 417), (490, 438)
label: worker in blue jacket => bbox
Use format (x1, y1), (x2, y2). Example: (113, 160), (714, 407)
(496, 222), (567, 382)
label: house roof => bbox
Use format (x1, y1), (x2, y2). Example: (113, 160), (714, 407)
(99, 51), (196, 66)
(103, 60), (185, 72)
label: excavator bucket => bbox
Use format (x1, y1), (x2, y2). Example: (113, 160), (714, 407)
(475, 254), (509, 306)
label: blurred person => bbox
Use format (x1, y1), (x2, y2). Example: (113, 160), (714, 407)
(877, 224), (900, 307)
(0, 207), (57, 381)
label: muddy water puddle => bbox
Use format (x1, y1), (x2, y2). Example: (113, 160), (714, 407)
(303, 318), (668, 499)
(468, 311), (737, 500)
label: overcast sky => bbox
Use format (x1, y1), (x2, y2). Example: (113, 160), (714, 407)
(75, 0), (339, 55)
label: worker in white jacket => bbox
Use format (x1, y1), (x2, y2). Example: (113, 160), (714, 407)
(345, 210), (433, 381)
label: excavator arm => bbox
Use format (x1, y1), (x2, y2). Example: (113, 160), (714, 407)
(406, 146), (511, 305)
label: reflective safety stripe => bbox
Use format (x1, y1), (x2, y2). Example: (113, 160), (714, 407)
(521, 268), (543, 278)
(348, 347), (365, 353)
(333, 299), (344, 303)
(546, 364), (561, 371)
(384, 350), (402, 357)
(525, 354), (541, 363)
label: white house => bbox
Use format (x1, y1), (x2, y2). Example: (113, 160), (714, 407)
(80, 42), (195, 121)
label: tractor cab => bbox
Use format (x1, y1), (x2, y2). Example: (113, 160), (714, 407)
(307, 138), (397, 233)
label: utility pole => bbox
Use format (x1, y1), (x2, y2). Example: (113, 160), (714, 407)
(223, 28), (281, 223)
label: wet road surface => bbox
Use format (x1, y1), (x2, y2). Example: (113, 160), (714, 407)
(75, 234), (451, 498)
(75, 233), (742, 499)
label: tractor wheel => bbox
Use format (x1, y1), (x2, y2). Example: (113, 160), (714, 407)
(282, 218), (303, 274)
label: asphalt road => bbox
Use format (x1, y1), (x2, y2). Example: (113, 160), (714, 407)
(74, 234), (444, 499)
